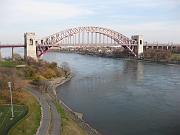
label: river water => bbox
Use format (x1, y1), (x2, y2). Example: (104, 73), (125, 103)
(43, 52), (180, 135)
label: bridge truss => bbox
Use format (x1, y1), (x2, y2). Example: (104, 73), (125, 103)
(36, 26), (138, 57)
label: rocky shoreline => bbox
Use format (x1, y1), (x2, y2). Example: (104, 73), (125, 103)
(48, 74), (102, 135)
(50, 49), (180, 64)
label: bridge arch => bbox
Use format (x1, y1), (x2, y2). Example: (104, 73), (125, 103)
(36, 26), (139, 57)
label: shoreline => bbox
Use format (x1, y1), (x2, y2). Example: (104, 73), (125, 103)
(46, 52), (179, 135)
(49, 50), (180, 65)
(48, 74), (102, 135)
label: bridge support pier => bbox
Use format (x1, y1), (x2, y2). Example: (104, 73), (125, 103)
(24, 33), (37, 60)
(132, 35), (144, 59)
(12, 47), (14, 61)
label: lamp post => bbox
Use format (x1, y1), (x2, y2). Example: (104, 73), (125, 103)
(8, 82), (14, 119)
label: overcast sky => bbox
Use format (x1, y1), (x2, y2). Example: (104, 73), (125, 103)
(0, 0), (180, 43)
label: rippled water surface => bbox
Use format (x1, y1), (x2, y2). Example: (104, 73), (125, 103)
(43, 52), (180, 135)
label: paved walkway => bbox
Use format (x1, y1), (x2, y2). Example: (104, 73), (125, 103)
(46, 95), (61, 135)
(26, 86), (61, 135)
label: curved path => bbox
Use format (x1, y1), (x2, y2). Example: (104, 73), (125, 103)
(26, 86), (61, 135)
(45, 94), (61, 135)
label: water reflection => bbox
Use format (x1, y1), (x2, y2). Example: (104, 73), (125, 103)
(137, 62), (144, 82)
(43, 53), (180, 135)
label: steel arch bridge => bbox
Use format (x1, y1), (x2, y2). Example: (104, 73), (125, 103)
(36, 26), (138, 57)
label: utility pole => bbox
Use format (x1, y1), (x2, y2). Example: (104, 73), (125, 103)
(8, 82), (14, 119)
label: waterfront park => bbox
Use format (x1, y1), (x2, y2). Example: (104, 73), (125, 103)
(1, 1), (180, 135)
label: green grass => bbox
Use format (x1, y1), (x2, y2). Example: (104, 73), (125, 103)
(171, 53), (180, 61)
(54, 101), (68, 129)
(0, 105), (28, 135)
(54, 101), (87, 135)
(8, 90), (41, 135)
(0, 61), (16, 67)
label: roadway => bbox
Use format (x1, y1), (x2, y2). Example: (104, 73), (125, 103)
(26, 86), (61, 135)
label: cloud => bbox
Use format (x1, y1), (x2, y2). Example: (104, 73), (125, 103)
(105, 21), (180, 43)
(0, 0), (94, 24)
(126, 0), (180, 8)
(76, 19), (179, 43)
(0, 0), (180, 43)
(87, 0), (180, 12)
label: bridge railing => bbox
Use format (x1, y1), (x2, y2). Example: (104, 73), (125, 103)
(144, 42), (180, 47)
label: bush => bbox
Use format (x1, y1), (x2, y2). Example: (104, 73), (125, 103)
(171, 53), (180, 61)
(144, 49), (171, 61)
(13, 54), (25, 65)
(0, 68), (16, 91)
(23, 66), (36, 78)
(31, 76), (41, 86)
(40, 68), (57, 79)
(48, 62), (57, 69)
(26, 57), (37, 66)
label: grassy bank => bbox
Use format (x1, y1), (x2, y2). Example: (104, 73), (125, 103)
(0, 89), (41, 135)
(0, 61), (16, 67)
(8, 90), (41, 135)
(54, 101), (87, 135)
(0, 56), (83, 135)
(0, 105), (28, 135)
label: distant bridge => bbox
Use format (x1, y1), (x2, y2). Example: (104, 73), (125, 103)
(35, 26), (140, 57)
(0, 26), (179, 60)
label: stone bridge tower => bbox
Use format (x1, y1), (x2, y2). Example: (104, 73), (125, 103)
(131, 35), (144, 59)
(24, 33), (37, 60)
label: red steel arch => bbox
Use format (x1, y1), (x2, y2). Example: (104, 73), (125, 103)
(36, 26), (138, 57)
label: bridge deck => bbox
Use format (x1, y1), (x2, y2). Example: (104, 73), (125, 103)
(0, 45), (25, 48)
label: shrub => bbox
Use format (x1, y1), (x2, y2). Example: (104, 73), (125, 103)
(13, 53), (25, 65)
(48, 62), (57, 69)
(23, 66), (36, 78)
(26, 57), (37, 66)
(31, 76), (41, 86)
(171, 53), (180, 61)
(144, 49), (171, 61)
